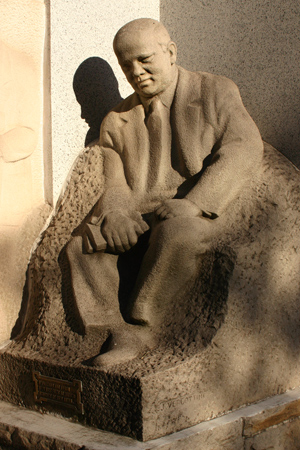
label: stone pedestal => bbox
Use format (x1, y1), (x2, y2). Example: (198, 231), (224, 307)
(1, 322), (300, 443)
(0, 388), (300, 449)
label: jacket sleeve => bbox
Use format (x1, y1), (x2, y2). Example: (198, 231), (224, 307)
(185, 76), (263, 217)
(90, 112), (136, 222)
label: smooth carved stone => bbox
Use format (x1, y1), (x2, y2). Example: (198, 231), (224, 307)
(0, 39), (42, 343)
(0, 40), (40, 227)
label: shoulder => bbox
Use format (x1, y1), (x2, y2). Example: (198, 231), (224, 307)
(110, 92), (139, 114)
(100, 92), (139, 128)
(199, 70), (238, 93)
(177, 66), (240, 102)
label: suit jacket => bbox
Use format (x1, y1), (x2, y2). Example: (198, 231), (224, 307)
(97, 66), (263, 218)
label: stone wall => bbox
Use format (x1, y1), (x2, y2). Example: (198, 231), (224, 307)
(161, 0), (300, 166)
(0, 0), (45, 217)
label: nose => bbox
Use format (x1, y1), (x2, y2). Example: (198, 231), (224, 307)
(132, 61), (145, 78)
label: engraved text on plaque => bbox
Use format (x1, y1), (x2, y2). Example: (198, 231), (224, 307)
(33, 371), (84, 414)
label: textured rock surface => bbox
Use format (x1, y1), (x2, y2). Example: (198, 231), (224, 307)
(0, 142), (300, 441)
(0, 204), (52, 343)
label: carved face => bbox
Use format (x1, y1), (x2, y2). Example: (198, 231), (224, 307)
(115, 32), (177, 98)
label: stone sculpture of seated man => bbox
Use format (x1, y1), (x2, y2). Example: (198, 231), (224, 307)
(65, 18), (263, 365)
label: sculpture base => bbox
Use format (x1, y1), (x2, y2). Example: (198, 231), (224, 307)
(0, 387), (300, 449)
(1, 334), (300, 442)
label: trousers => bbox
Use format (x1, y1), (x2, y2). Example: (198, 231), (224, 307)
(65, 215), (222, 333)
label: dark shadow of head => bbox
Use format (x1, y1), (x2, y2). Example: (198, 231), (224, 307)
(73, 57), (122, 146)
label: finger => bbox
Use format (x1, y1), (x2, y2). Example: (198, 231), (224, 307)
(90, 215), (101, 225)
(102, 230), (115, 251)
(164, 212), (175, 219)
(121, 231), (133, 251)
(140, 220), (150, 232)
(127, 229), (139, 247)
(133, 221), (149, 237)
(155, 206), (165, 216)
(158, 209), (169, 219)
(91, 200), (102, 219)
(133, 214), (150, 232)
(112, 231), (127, 253)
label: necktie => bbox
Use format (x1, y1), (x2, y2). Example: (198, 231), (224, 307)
(145, 96), (172, 190)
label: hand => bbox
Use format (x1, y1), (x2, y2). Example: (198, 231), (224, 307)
(155, 199), (202, 220)
(101, 211), (149, 253)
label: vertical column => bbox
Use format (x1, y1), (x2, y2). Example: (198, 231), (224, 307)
(0, 0), (46, 342)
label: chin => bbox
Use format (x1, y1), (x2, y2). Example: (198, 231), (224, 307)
(142, 91), (156, 98)
(138, 83), (158, 96)
(140, 86), (160, 97)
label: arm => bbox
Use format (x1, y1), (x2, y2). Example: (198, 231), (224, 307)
(84, 114), (148, 253)
(156, 77), (263, 220)
(185, 77), (263, 216)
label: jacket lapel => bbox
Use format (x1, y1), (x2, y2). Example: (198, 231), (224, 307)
(171, 67), (203, 176)
(117, 95), (150, 191)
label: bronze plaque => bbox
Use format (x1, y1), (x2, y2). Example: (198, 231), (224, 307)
(33, 371), (84, 414)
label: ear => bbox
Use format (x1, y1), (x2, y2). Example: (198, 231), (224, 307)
(168, 41), (177, 64)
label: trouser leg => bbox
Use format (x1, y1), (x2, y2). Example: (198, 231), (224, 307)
(127, 216), (220, 327)
(64, 235), (124, 332)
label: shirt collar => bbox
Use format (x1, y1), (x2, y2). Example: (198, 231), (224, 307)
(139, 66), (178, 113)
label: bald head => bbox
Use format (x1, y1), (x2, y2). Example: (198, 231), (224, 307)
(113, 19), (172, 54)
(113, 19), (177, 98)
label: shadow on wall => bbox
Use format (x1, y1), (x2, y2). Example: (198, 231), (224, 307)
(160, 0), (300, 167)
(73, 57), (122, 147)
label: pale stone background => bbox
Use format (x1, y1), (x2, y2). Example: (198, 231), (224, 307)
(161, 0), (300, 167)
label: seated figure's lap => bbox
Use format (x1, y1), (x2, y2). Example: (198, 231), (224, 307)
(149, 215), (220, 253)
(64, 214), (223, 329)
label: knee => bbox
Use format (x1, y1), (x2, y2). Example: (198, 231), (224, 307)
(150, 218), (181, 247)
(150, 217), (210, 253)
